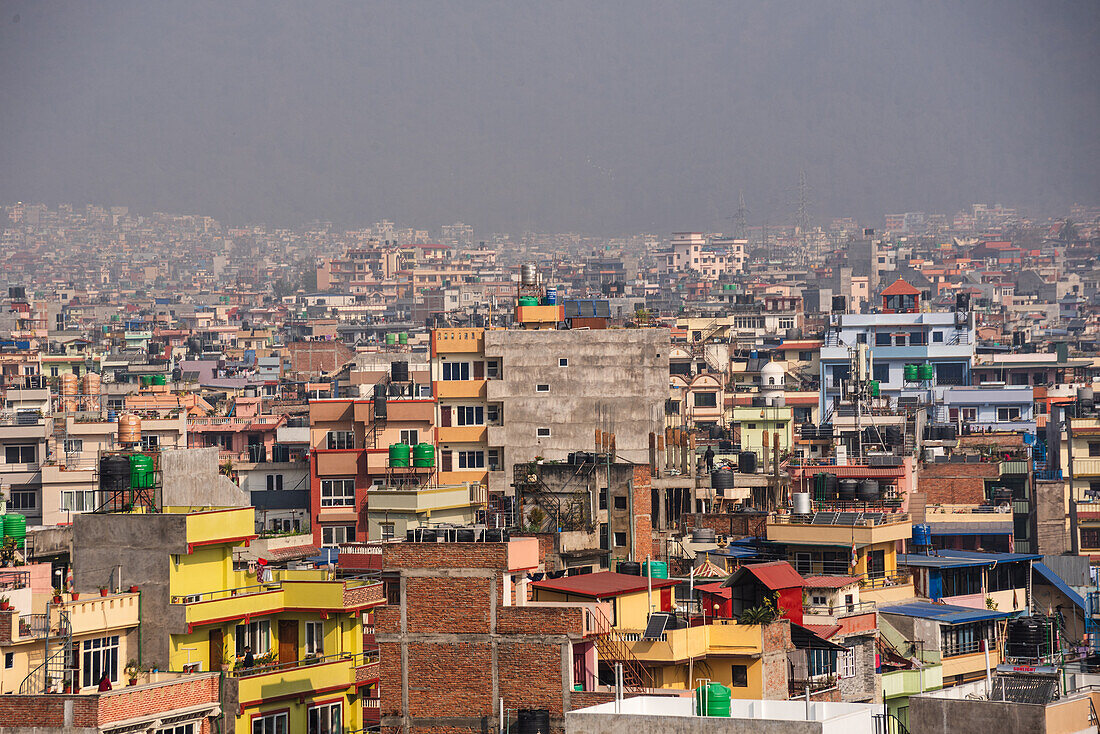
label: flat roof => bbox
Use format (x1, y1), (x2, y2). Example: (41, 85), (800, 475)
(530, 571), (678, 598)
(879, 601), (1015, 624)
(899, 549), (1040, 569)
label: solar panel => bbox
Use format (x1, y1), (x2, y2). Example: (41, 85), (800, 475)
(990, 676), (1058, 705)
(642, 612), (672, 640)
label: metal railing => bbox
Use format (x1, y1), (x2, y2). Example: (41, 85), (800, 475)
(803, 600), (876, 617)
(862, 571), (912, 589)
(170, 574), (378, 605)
(772, 512), (910, 527)
(230, 650), (377, 678)
(942, 638), (996, 658)
(1036, 469), (1063, 481)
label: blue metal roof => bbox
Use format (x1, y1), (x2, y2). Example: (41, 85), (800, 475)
(700, 546), (759, 559)
(879, 601), (1015, 624)
(1032, 562), (1086, 611)
(899, 550), (1040, 569)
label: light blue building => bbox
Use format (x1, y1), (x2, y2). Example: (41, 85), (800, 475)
(819, 280), (976, 418)
(940, 385), (1035, 432)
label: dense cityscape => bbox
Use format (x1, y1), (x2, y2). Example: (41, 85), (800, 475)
(2, 1), (1098, 732)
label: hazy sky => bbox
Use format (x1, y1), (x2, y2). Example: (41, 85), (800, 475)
(1, 1), (1097, 234)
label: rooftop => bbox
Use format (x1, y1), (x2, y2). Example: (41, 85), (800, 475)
(879, 601), (1014, 624)
(530, 571), (678, 599)
(898, 549), (1040, 569)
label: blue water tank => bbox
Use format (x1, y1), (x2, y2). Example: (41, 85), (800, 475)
(912, 523), (932, 547)
(544, 287), (557, 305)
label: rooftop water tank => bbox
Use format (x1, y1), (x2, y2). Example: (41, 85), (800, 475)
(118, 414), (141, 445)
(129, 454), (156, 489)
(903, 364), (919, 382)
(2, 514), (26, 550)
(838, 479), (858, 501)
(695, 682), (732, 717)
(918, 363), (935, 381)
(738, 451), (757, 474)
(792, 492), (812, 515)
(412, 443), (435, 468)
(912, 523), (932, 547)
(642, 560), (668, 579)
(857, 479), (880, 502)
(389, 443), (411, 468)
(391, 360), (409, 382)
(520, 263), (538, 286)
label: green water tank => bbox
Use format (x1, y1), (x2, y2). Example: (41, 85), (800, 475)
(389, 443), (411, 467)
(152, 374), (167, 386)
(903, 364), (919, 382)
(918, 363), (935, 381)
(140, 375), (154, 386)
(412, 443), (435, 467)
(3, 514), (26, 550)
(695, 682), (732, 717)
(385, 333), (397, 346)
(869, 380), (881, 397)
(642, 560), (668, 579)
(398, 332), (409, 345)
(129, 454), (156, 489)
(518, 296), (540, 307)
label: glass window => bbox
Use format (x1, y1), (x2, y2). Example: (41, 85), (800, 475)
(488, 448), (501, 471)
(486, 404), (501, 423)
(457, 406), (484, 426)
(380, 523), (395, 541)
(400, 429), (419, 445)
(613, 496), (627, 510)
(536, 384), (550, 393)
(320, 479), (355, 507)
(731, 664), (748, 687)
(157, 726), (194, 734)
(442, 362), (471, 381)
(63, 438), (83, 454)
(875, 332), (891, 346)
(321, 525), (356, 548)
(932, 331), (944, 343)
(325, 431), (354, 450)
(5, 445), (35, 463)
(141, 434), (160, 450)
(266, 474), (283, 491)
(61, 489), (97, 513)
(694, 392), (718, 408)
(997, 407), (1021, 421)
(10, 489), (37, 510)
(304, 621), (324, 656)
(458, 451), (485, 469)
(614, 532), (627, 547)
(536, 427), (551, 438)
(559, 358), (568, 367)
(236, 620), (271, 656)
(872, 363), (889, 382)
(839, 646), (857, 678)
(252, 712), (288, 734)
(82, 635), (119, 688)
(307, 702), (342, 734)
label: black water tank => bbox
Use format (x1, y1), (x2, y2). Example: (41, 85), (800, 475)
(941, 425), (957, 441)
(885, 426), (903, 446)
(391, 360), (409, 382)
(711, 469), (736, 490)
(456, 528), (476, 542)
(718, 440), (733, 452)
(956, 292), (970, 311)
(738, 451), (757, 474)
(857, 479), (880, 502)
(824, 473), (839, 500)
(801, 423), (816, 440)
(374, 394), (387, 419)
(516, 709), (551, 734)
(99, 455), (131, 492)
(832, 295), (847, 312)
(838, 479), (858, 501)
(617, 561), (641, 576)
(373, 383), (385, 398)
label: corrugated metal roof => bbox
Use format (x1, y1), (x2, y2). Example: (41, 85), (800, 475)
(721, 560), (804, 590)
(879, 601), (1015, 624)
(899, 550), (1040, 569)
(530, 571), (678, 598)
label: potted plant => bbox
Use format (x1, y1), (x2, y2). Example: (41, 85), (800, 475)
(124, 659), (141, 686)
(0, 596), (9, 611)
(71, 591), (80, 601)
(52, 587), (63, 604)
(99, 587), (109, 597)
(129, 585), (139, 593)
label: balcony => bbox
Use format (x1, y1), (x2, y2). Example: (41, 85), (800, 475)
(233, 651), (373, 708)
(171, 574), (383, 627)
(437, 425), (487, 443)
(181, 506), (256, 550)
(434, 379), (486, 400)
(1074, 458), (1100, 478)
(623, 621), (766, 663)
(188, 416), (283, 432)
(802, 600), (877, 632)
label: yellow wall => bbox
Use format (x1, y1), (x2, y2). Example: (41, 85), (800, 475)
(169, 545), (237, 599)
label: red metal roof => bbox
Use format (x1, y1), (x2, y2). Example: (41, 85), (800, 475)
(881, 278), (921, 296)
(694, 582), (731, 598)
(802, 575), (862, 589)
(727, 560), (804, 590)
(803, 623), (842, 639)
(530, 571), (678, 599)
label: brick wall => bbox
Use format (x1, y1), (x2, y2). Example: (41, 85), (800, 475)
(97, 674), (220, 725)
(378, 542), (584, 734)
(632, 466), (654, 561)
(0, 695), (97, 727)
(760, 620), (793, 700)
(917, 462), (997, 504)
(679, 513), (759, 536)
(0, 608), (11, 644)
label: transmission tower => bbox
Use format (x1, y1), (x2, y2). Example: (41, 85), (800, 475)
(734, 190), (749, 239)
(795, 169), (811, 235)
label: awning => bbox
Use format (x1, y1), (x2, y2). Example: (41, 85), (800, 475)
(1032, 561), (1086, 611)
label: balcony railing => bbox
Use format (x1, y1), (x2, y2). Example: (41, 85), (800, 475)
(942, 638), (997, 658)
(803, 600), (876, 617)
(1036, 469), (1063, 481)
(862, 571), (912, 589)
(230, 650), (377, 678)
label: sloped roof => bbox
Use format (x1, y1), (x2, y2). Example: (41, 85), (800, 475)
(530, 571), (678, 599)
(881, 278), (921, 296)
(721, 560), (804, 590)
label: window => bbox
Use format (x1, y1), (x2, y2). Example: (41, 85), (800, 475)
(778, 317), (795, 330)
(731, 664), (748, 687)
(811, 595), (827, 606)
(536, 384), (550, 393)
(536, 427), (551, 438)
(61, 489), (97, 513)
(380, 523), (395, 541)
(807, 648), (837, 678)
(157, 726), (195, 734)
(613, 496), (628, 510)
(400, 429), (419, 445)
(320, 479), (355, 507)
(63, 438), (83, 454)
(932, 331), (944, 343)
(266, 474), (283, 491)
(236, 620), (271, 655)
(5, 445), (35, 464)
(457, 450), (485, 469)
(82, 635), (119, 688)
(485, 360), (500, 379)
(799, 351), (813, 361)
(486, 404), (501, 424)
(307, 702), (342, 734)
(909, 331), (926, 346)
(559, 358), (569, 367)
(325, 430), (354, 450)
(252, 712), (288, 734)
(321, 525), (356, 548)
(872, 363), (889, 382)
(997, 407), (1021, 421)
(856, 333), (867, 344)
(1081, 528), (1100, 549)
(10, 489), (36, 510)
(487, 448), (502, 471)
(4, 652), (12, 669)
(839, 646), (857, 678)
(442, 362), (471, 381)
(693, 392), (718, 408)
(1090, 443), (1100, 458)
(614, 532), (627, 547)
(141, 434), (159, 451)
(962, 408), (977, 422)
(893, 334), (907, 347)
(457, 406), (484, 426)
(305, 621), (324, 656)
(875, 332), (891, 346)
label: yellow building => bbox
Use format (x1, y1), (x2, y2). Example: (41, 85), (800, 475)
(72, 505), (385, 734)
(431, 328), (492, 489)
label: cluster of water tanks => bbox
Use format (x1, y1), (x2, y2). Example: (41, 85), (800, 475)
(859, 425), (904, 447)
(615, 560), (668, 578)
(812, 472), (881, 502)
(903, 363), (935, 382)
(406, 526), (509, 542)
(388, 442), (435, 468)
(58, 373), (104, 412)
(924, 424), (958, 441)
(384, 332), (409, 346)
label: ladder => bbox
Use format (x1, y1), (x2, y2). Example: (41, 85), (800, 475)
(588, 608), (653, 691)
(20, 608), (77, 694)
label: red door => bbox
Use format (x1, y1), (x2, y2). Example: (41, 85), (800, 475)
(661, 587), (672, 612)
